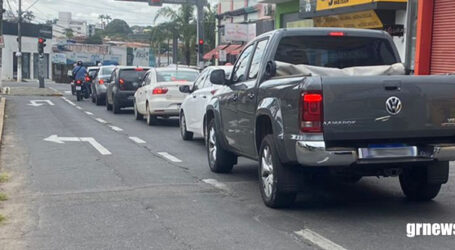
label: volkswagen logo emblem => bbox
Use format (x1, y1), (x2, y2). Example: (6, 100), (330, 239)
(386, 96), (402, 115)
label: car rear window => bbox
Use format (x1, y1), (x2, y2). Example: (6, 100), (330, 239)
(119, 69), (148, 90)
(274, 36), (398, 68)
(156, 70), (199, 82)
(101, 67), (115, 76)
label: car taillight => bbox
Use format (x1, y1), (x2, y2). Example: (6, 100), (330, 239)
(76, 80), (82, 85)
(99, 79), (104, 85)
(301, 92), (323, 133)
(119, 78), (125, 85)
(85, 76), (91, 82)
(152, 87), (168, 95)
(329, 32), (345, 37)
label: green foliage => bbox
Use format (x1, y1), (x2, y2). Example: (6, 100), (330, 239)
(65, 29), (74, 39)
(0, 173), (8, 183)
(104, 19), (132, 38)
(85, 33), (103, 44)
(0, 193), (7, 202)
(0, 214), (5, 223)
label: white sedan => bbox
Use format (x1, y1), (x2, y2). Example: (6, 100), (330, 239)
(134, 67), (199, 125)
(179, 66), (233, 140)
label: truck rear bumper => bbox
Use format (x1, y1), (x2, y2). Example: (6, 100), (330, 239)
(296, 141), (455, 167)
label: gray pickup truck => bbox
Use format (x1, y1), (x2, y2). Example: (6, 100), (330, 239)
(205, 28), (455, 208)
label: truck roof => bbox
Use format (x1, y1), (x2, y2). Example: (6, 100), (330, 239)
(257, 27), (390, 41)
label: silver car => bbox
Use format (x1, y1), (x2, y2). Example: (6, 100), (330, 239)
(91, 65), (116, 105)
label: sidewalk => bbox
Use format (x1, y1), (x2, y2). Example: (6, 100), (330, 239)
(0, 81), (62, 96)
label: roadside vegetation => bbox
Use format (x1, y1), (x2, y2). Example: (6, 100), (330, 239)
(0, 172), (8, 223)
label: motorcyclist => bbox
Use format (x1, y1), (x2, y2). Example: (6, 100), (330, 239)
(72, 61), (91, 95)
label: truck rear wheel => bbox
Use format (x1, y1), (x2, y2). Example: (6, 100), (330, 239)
(399, 165), (444, 201)
(206, 119), (236, 173)
(259, 135), (297, 208)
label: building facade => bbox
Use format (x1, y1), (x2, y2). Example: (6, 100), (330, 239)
(53, 12), (89, 39)
(1, 22), (53, 80)
(414, 0), (455, 75)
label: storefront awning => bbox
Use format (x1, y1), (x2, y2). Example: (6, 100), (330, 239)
(203, 45), (227, 60)
(203, 44), (245, 60)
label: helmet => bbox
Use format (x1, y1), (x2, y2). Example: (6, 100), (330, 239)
(76, 61), (83, 66)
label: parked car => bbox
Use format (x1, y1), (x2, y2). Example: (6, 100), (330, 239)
(133, 67), (199, 125)
(91, 65), (116, 105)
(179, 66), (232, 140)
(205, 28), (455, 208)
(106, 66), (150, 114)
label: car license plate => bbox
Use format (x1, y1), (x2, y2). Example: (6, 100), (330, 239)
(75, 86), (81, 91)
(358, 145), (417, 159)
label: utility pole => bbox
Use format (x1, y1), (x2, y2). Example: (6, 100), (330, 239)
(196, 0), (204, 68)
(17, 0), (22, 82)
(404, 0), (417, 73)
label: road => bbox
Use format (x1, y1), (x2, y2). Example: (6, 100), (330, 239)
(1, 82), (455, 250)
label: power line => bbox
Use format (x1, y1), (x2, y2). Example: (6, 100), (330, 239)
(25, 0), (40, 11)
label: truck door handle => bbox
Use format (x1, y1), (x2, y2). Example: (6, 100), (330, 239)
(247, 92), (255, 99)
(193, 95), (197, 98)
(202, 96), (207, 99)
(383, 81), (401, 91)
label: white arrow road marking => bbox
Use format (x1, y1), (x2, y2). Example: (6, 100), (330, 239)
(95, 118), (107, 124)
(129, 136), (146, 144)
(28, 100), (55, 107)
(109, 125), (123, 132)
(157, 152), (182, 163)
(295, 229), (347, 250)
(44, 135), (111, 155)
(202, 179), (229, 192)
(85, 111), (94, 116)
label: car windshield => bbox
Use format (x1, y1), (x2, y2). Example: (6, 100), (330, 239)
(101, 67), (115, 76)
(274, 36), (398, 68)
(156, 70), (199, 82)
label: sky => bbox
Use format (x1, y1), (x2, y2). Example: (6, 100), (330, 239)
(5, 0), (218, 26)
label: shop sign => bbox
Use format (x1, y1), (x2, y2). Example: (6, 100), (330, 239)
(223, 23), (256, 42)
(316, 0), (407, 11)
(219, 50), (227, 62)
(313, 10), (383, 29)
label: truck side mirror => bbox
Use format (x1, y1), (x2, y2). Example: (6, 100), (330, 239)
(210, 69), (227, 85)
(264, 60), (277, 80)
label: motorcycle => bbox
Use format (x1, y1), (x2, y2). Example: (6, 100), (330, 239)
(75, 75), (91, 101)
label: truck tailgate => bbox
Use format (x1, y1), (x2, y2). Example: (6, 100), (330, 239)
(322, 75), (455, 145)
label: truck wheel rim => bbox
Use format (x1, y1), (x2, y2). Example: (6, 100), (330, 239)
(208, 127), (217, 163)
(261, 145), (274, 198)
(180, 114), (186, 135)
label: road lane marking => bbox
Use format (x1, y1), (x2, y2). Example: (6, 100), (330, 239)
(95, 118), (107, 124)
(44, 135), (111, 156)
(80, 137), (112, 155)
(62, 97), (76, 106)
(28, 100), (55, 107)
(64, 91), (71, 94)
(295, 229), (347, 250)
(157, 152), (182, 163)
(85, 111), (94, 116)
(76, 106), (82, 110)
(129, 137), (146, 144)
(109, 125), (123, 132)
(202, 179), (229, 191)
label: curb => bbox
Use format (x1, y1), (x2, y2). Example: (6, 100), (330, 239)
(0, 98), (5, 145)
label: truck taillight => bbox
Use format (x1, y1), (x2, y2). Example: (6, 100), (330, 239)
(301, 92), (323, 133)
(152, 87), (168, 95)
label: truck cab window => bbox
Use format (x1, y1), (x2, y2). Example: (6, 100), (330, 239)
(231, 45), (254, 84)
(249, 39), (269, 79)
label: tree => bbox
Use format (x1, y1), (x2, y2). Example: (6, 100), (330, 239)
(65, 28), (74, 39)
(204, 4), (217, 52)
(104, 19), (132, 37)
(85, 33), (103, 44)
(154, 4), (196, 65)
(45, 18), (58, 25)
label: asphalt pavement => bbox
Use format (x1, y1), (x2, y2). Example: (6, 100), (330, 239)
(1, 82), (455, 250)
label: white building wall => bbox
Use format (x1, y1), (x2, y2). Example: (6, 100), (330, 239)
(110, 47), (127, 65)
(394, 10), (407, 62)
(1, 35), (52, 80)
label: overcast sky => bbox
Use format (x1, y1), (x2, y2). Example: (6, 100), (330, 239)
(6, 0), (217, 26)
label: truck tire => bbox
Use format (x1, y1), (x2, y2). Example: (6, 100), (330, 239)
(206, 119), (236, 173)
(399, 165), (443, 201)
(259, 135), (297, 208)
(179, 111), (193, 141)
